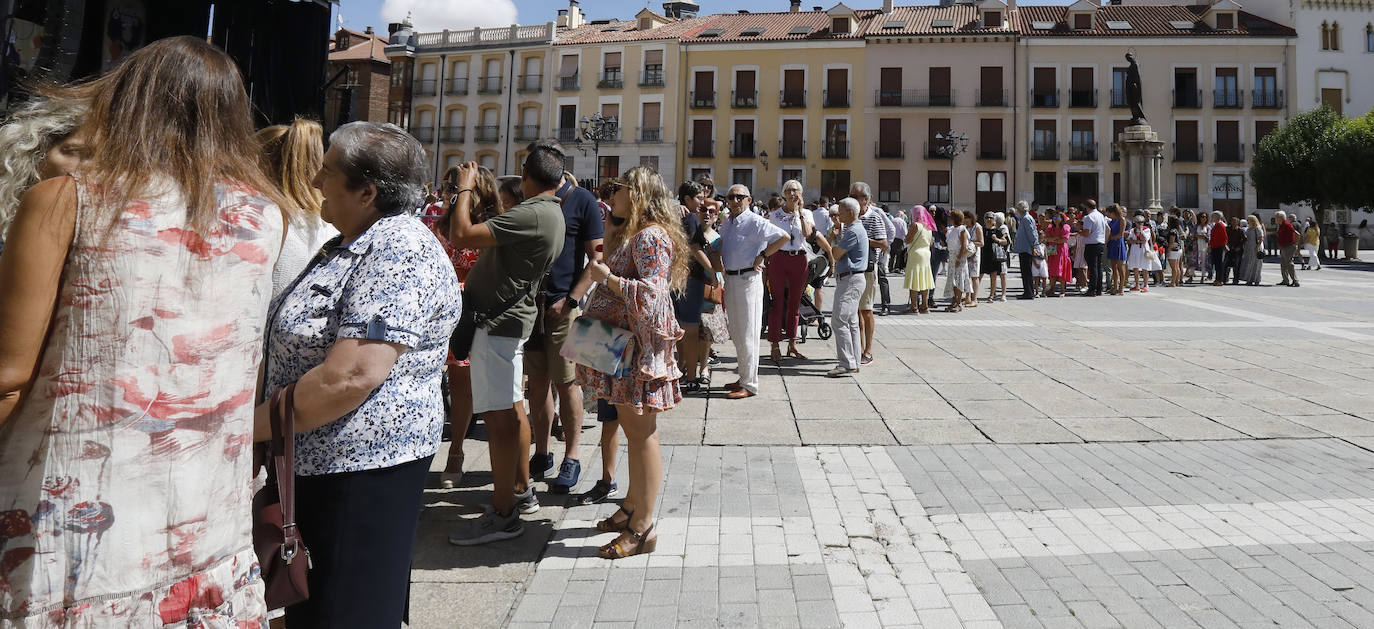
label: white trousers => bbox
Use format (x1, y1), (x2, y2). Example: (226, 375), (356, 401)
(831, 272), (865, 370)
(1304, 244), (1321, 269)
(724, 272), (764, 393)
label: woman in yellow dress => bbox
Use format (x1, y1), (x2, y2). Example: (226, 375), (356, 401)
(902, 205), (936, 313)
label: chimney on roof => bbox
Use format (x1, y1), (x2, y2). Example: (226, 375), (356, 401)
(565, 0), (585, 28)
(790, 0), (801, 12)
(364, 25), (374, 34)
(883, 0), (894, 12)
(663, 1), (700, 19)
(813, 5), (822, 10)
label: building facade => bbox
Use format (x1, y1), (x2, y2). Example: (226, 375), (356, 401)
(325, 27), (392, 133)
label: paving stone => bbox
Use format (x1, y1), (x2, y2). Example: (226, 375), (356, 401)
(1130, 415), (1249, 440)
(797, 420), (897, 445)
(951, 399), (1047, 420)
(1057, 417), (1167, 442)
(886, 419), (991, 444)
(972, 419), (1084, 444)
(704, 419), (801, 445)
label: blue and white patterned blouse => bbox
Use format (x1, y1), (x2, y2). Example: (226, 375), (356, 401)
(264, 213), (461, 476)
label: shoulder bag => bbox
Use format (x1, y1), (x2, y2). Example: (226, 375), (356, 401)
(560, 313), (637, 378)
(252, 383), (311, 610)
(450, 259), (552, 361)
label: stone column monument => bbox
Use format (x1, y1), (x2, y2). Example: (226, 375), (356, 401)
(1115, 53), (1164, 215)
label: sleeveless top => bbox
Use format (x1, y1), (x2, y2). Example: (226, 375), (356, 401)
(0, 175), (280, 626)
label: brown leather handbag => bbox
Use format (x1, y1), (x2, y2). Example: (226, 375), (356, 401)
(252, 383), (311, 609)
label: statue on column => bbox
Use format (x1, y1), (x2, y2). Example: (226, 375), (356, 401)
(1125, 52), (1146, 125)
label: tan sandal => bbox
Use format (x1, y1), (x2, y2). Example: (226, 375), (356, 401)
(596, 507), (633, 532)
(599, 523), (657, 559)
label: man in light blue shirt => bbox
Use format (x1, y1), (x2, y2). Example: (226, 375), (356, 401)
(827, 198), (868, 377)
(1010, 201), (1040, 300)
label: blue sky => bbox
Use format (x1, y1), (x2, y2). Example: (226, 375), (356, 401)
(340, 0), (1068, 33)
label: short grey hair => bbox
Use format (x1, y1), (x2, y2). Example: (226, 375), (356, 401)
(727, 183), (751, 198)
(1275, 211), (1287, 220)
(1014, 200), (1029, 213)
(1211, 210), (1224, 220)
(837, 197), (861, 214)
(782, 179), (803, 193)
(329, 121), (430, 215)
(849, 181), (872, 198)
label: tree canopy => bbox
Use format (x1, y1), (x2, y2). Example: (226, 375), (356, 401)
(1251, 106), (1374, 213)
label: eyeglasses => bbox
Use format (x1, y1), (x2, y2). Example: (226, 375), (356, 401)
(726, 194), (749, 202)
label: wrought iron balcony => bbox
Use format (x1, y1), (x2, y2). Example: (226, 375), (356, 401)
(1173, 88), (1202, 108)
(516, 74), (542, 93)
(440, 126), (465, 143)
(474, 125), (501, 143)
(555, 128), (577, 142)
(1110, 88), (1127, 108)
(639, 70), (665, 87)
(874, 141), (905, 159)
(1214, 142), (1245, 163)
(638, 127), (662, 143)
(688, 139), (714, 158)
(976, 89), (1008, 107)
(823, 89), (850, 108)
(410, 126), (434, 143)
(1031, 88), (1059, 108)
(444, 78), (468, 95)
(732, 90), (758, 109)
(778, 140), (806, 159)
(597, 71), (624, 89)
(976, 141), (1005, 160)
(477, 77), (502, 94)
(690, 90), (715, 108)
(874, 89), (955, 107)
(1173, 141), (1202, 162)
(1069, 89), (1097, 108)
(514, 125), (541, 141)
(1213, 88), (1243, 109)
(779, 89), (807, 108)
(822, 140), (849, 158)
(1252, 88), (1284, 109)
(1069, 141), (1098, 161)
(730, 139), (756, 158)
(555, 75), (580, 91)
(1030, 141), (1059, 160)
(414, 79), (437, 96)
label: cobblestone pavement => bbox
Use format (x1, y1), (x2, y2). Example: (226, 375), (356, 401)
(411, 259), (1374, 628)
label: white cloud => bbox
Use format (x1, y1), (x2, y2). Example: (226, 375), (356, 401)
(381, 0), (519, 31)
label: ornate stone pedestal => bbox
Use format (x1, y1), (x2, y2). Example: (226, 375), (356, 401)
(1116, 124), (1164, 215)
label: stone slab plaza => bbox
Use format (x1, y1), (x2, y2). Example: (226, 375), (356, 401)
(409, 259), (1374, 628)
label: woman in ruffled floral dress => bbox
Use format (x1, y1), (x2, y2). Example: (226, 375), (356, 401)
(577, 166), (689, 559)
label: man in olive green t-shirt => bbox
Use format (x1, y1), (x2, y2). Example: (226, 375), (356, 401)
(445, 146), (565, 546)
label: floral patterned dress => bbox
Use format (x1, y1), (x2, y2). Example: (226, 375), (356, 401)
(576, 225), (684, 412)
(0, 175), (279, 626)
(430, 223), (480, 368)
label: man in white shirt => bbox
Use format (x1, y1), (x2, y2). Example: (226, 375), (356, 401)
(718, 184), (789, 399)
(1078, 199), (1108, 296)
(852, 182), (887, 364)
(888, 209), (908, 274)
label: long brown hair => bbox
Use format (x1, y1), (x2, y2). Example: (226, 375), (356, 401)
(436, 164), (499, 237)
(608, 166), (690, 291)
(47, 36), (288, 232)
(256, 119), (324, 216)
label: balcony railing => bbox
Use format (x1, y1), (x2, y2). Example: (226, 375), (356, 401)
(440, 126), (465, 143)
(778, 140), (806, 158)
(1252, 88), (1284, 109)
(874, 141), (905, 159)
(822, 140), (849, 158)
(1069, 142), (1098, 161)
(555, 75), (580, 91)
(1214, 142), (1245, 163)
(977, 141), (1005, 160)
(688, 139), (714, 158)
(598, 71), (624, 89)
(1213, 89), (1243, 109)
(732, 90), (758, 108)
(445, 78), (469, 95)
(474, 125), (500, 143)
(874, 89), (955, 107)
(878, 189), (901, 203)
(690, 90), (715, 108)
(924, 141), (944, 160)
(1110, 88), (1127, 108)
(514, 125), (541, 141)
(477, 77), (502, 94)
(1031, 89), (1059, 108)
(779, 89), (807, 108)
(639, 70), (665, 87)
(1030, 141), (1059, 160)
(730, 139), (756, 158)
(976, 89), (1008, 107)
(1069, 89), (1097, 108)
(555, 127), (577, 142)
(638, 126), (662, 143)
(516, 74), (542, 93)
(1173, 88), (1202, 108)
(823, 89), (850, 108)
(414, 79), (437, 96)
(1177, 194), (1200, 209)
(410, 126), (434, 143)
(1173, 141), (1202, 162)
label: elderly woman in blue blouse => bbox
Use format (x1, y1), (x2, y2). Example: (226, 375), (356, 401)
(254, 122), (460, 628)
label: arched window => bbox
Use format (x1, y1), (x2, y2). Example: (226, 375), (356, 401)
(1321, 21), (1330, 50)
(1366, 23), (1374, 52)
(1332, 21), (1342, 50)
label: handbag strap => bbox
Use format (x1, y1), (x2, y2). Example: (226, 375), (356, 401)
(271, 383), (303, 561)
(472, 258), (556, 328)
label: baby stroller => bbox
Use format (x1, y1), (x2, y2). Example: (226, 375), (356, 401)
(798, 254), (832, 342)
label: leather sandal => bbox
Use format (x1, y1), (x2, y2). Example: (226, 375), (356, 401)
(596, 506), (634, 532)
(440, 451), (465, 489)
(599, 523), (657, 559)
(770, 345), (783, 364)
(786, 346), (807, 360)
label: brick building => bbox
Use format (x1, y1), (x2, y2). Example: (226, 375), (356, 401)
(325, 27), (392, 132)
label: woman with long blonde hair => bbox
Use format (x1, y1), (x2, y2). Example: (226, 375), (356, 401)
(257, 119), (337, 296)
(578, 165), (688, 559)
(0, 97), (88, 253)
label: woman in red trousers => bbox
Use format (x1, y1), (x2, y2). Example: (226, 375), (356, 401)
(766, 179), (825, 363)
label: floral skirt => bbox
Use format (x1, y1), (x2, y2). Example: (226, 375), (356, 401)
(576, 366), (682, 413)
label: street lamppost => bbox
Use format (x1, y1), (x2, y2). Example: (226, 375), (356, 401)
(934, 131), (969, 210)
(576, 112), (619, 186)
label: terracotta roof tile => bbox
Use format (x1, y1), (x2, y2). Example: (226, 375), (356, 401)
(680, 9), (885, 43)
(330, 30), (390, 62)
(555, 15), (720, 45)
(1014, 5), (1295, 37)
(860, 5), (1013, 36)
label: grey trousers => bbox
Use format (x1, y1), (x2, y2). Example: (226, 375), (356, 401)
(1280, 244), (1298, 284)
(832, 272), (865, 370)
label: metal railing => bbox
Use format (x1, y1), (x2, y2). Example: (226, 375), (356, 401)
(1069, 89), (1097, 108)
(639, 70), (665, 87)
(778, 140), (806, 158)
(977, 141), (1005, 160)
(1252, 88), (1284, 109)
(1213, 88), (1243, 108)
(688, 139), (714, 158)
(597, 71), (624, 89)
(1214, 142), (1245, 163)
(874, 89), (955, 107)
(440, 126), (465, 143)
(477, 77), (502, 94)
(730, 139), (756, 158)
(822, 140), (849, 158)
(1172, 141), (1202, 162)
(779, 89), (807, 108)
(555, 75), (580, 91)
(445, 78), (469, 95)
(976, 89), (1008, 107)
(516, 74), (542, 93)
(732, 90), (758, 108)
(1110, 88), (1127, 108)
(514, 125), (541, 141)
(410, 126), (434, 143)
(1031, 88), (1059, 107)
(1030, 141), (1059, 160)
(874, 141), (905, 159)
(823, 89), (850, 108)
(474, 125), (500, 143)
(1069, 141), (1098, 161)
(638, 127), (662, 143)
(555, 128), (577, 142)
(1173, 88), (1202, 108)
(690, 90), (716, 108)
(414, 79), (438, 96)
(924, 141), (944, 160)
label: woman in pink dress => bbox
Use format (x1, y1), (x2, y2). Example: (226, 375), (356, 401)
(0, 37), (289, 626)
(577, 166), (689, 559)
(1045, 210), (1073, 296)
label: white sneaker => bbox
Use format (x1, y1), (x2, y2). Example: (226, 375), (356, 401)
(825, 366), (859, 378)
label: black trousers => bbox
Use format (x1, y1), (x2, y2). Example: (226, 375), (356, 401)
(286, 454), (434, 629)
(1017, 252), (1035, 297)
(1084, 243), (1105, 295)
(1210, 247), (1227, 282)
(877, 255), (891, 308)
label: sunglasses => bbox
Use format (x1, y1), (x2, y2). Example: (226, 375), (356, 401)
(726, 194), (749, 202)
(609, 214), (627, 226)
